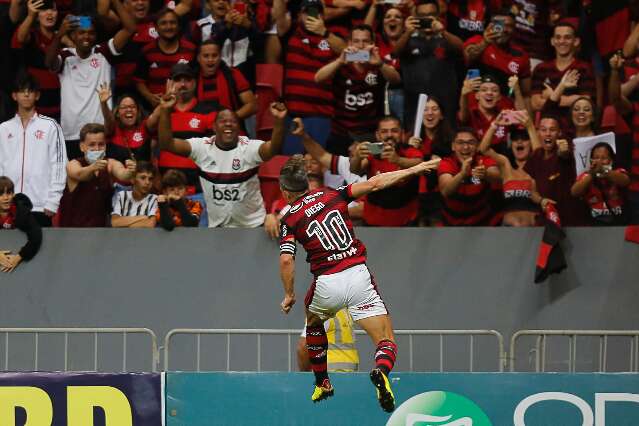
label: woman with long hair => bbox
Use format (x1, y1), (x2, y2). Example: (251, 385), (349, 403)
(569, 96), (598, 139)
(98, 83), (160, 163)
(478, 110), (554, 227)
(407, 96), (453, 225)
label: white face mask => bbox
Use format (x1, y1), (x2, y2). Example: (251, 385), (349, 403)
(85, 150), (105, 164)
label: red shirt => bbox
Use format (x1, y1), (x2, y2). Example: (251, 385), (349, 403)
(284, 26), (337, 117)
(331, 64), (386, 137)
(108, 120), (153, 162)
(0, 205), (16, 229)
(134, 38), (197, 95)
(363, 145), (423, 226)
(11, 28), (60, 120)
(114, 20), (158, 90)
(464, 35), (531, 93)
(438, 154), (499, 226)
(197, 67), (250, 109)
(279, 185), (367, 277)
(576, 169), (627, 223)
(464, 99), (512, 150)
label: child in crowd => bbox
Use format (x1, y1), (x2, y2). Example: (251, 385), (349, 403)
(0, 176), (42, 272)
(156, 169), (202, 231)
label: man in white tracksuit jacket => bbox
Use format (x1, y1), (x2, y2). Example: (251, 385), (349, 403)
(0, 75), (67, 226)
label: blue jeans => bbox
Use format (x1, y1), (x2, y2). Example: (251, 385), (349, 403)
(388, 88), (405, 126)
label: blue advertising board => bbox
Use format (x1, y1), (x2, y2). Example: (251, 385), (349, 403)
(166, 372), (639, 426)
(0, 372), (163, 426)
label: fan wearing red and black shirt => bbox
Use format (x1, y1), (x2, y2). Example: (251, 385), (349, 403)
(610, 52), (639, 225)
(134, 8), (197, 108)
(196, 40), (256, 124)
(459, 74), (516, 153)
(106, 0), (158, 99)
(161, 63), (217, 193)
(463, 7), (531, 100)
(0, 176), (42, 273)
(283, 0), (345, 153)
(571, 142), (630, 226)
(531, 23), (596, 122)
(11, 0), (61, 122)
(438, 127), (501, 226)
(315, 24), (400, 156)
(350, 116), (424, 226)
(277, 154), (438, 410)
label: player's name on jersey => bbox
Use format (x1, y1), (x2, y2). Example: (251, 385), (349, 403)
(305, 202), (326, 217)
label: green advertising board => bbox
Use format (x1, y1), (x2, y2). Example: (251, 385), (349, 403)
(166, 372), (639, 425)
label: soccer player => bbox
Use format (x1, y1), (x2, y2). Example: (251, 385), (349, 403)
(278, 154), (439, 411)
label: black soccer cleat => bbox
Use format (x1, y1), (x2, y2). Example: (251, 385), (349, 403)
(370, 368), (395, 412)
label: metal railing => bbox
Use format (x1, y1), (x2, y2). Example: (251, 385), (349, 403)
(164, 328), (506, 372)
(0, 328), (159, 372)
(509, 330), (639, 372)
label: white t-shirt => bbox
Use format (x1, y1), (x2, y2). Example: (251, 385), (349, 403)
(112, 190), (158, 217)
(188, 135), (266, 227)
(58, 40), (119, 140)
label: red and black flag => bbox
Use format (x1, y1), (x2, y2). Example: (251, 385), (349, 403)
(592, 1), (631, 58)
(535, 204), (566, 284)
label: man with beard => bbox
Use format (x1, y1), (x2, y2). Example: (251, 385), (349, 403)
(158, 86), (288, 228)
(315, 24), (400, 156)
(196, 40), (256, 124)
(160, 63), (217, 193)
(463, 7), (531, 101)
(45, 1), (136, 159)
(12, 0), (63, 121)
(393, 0), (463, 128)
(134, 8), (197, 108)
(349, 116), (423, 226)
(523, 114), (590, 226)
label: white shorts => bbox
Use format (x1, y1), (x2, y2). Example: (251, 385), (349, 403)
(304, 264), (387, 322)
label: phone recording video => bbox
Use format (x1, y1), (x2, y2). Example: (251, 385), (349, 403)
(345, 50), (370, 63)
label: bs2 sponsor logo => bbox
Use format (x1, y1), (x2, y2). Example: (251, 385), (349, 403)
(387, 391), (492, 426)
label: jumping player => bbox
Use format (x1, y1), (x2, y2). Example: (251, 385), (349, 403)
(278, 144), (439, 412)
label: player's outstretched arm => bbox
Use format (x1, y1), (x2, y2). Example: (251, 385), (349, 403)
(349, 159), (440, 199)
(279, 253), (296, 314)
(158, 82), (192, 157)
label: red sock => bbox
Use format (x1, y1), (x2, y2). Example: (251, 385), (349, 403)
(375, 339), (397, 375)
(306, 325), (329, 385)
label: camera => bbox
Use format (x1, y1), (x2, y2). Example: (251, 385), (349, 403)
(367, 142), (385, 155)
(345, 50), (370, 62)
(417, 17), (432, 29)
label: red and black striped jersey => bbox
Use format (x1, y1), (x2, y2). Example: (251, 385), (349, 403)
(11, 29), (60, 121)
(331, 64), (386, 137)
(113, 20), (158, 90)
(284, 25), (337, 117)
(280, 185), (367, 276)
(438, 154), (499, 226)
(531, 58), (595, 97)
(133, 38), (197, 95)
(507, 0), (553, 61)
(197, 68), (250, 108)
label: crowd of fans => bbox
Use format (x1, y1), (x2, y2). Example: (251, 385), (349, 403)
(1, 0), (639, 258)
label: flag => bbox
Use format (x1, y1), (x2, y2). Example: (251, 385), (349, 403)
(592, 2), (630, 57)
(625, 225), (639, 244)
(535, 204), (567, 284)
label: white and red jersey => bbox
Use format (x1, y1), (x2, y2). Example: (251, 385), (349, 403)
(279, 185), (367, 276)
(188, 135), (266, 227)
(58, 40), (120, 140)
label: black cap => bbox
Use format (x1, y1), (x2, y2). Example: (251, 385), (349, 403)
(510, 127), (529, 141)
(170, 63), (195, 80)
(300, 0), (323, 11)
(480, 74), (499, 85)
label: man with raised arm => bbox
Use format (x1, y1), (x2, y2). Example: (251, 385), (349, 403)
(158, 83), (287, 227)
(277, 154), (439, 412)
